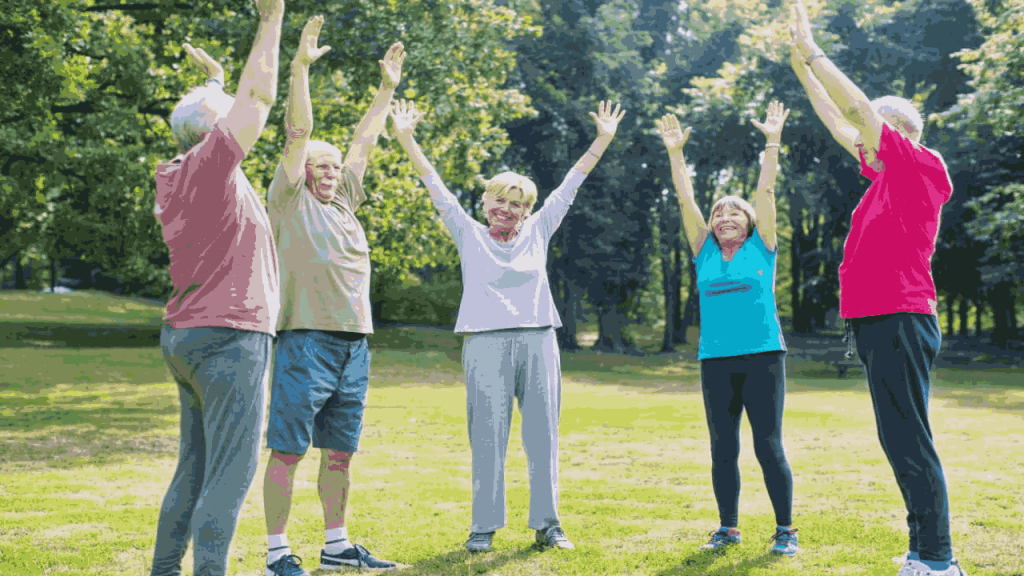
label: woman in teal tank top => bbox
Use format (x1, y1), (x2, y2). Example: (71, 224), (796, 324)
(656, 101), (798, 556)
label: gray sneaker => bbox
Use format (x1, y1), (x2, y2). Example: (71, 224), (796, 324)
(465, 532), (494, 553)
(535, 525), (575, 550)
(896, 559), (964, 576)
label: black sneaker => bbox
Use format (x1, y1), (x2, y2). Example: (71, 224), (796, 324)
(266, 555), (310, 576)
(320, 544), (397, 570)
(535, 525), (575, 550)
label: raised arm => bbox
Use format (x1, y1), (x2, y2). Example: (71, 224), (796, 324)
(389, 99), (436, 179)
(791, 0), (884, 152)
(789, 40), (860, 161)
(572, 101), (626, 175)
(280, 15), (332, 187)
(220, 0), (285, 156)
(343, 42), (406, 183)
(749, 101), (790, 252)
(656, 113), (709, 255)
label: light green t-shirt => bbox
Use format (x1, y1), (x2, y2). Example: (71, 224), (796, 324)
(267, 163), (373, 334)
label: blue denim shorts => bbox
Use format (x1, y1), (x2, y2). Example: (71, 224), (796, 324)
(266, 330), (371, 454)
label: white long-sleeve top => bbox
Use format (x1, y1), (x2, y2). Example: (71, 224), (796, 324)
(421, 169), (588, 334)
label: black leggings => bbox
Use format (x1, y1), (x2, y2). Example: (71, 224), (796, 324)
(700, 350), (793, 527)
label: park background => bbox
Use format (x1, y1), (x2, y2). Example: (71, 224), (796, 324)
(1, 0), (1022, 575)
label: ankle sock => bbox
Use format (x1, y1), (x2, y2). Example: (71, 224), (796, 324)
(267, 533), (290, 565)
(324, 526), (353, 552)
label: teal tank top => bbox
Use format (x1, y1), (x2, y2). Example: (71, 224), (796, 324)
(695, 232), (786, 360)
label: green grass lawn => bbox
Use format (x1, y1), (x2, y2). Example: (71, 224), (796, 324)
(1, 293), (1023, 576)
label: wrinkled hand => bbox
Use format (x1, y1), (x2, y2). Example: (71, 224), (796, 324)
(590, 100), (626, 139)
(380, 42), (406, 90)
(655, 113), (691, 153)
(790, 0), (817, 55)
(182, 43), (224, 83)
(254, 0), (285, 19)
(294, 15), (331, 67)
(389, 99), (426, 136)
(751, 100), (791, 141)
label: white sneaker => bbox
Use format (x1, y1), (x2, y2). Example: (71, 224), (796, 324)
(896, 559), (962, 576)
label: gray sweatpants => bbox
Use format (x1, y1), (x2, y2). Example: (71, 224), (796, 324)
(463, 327), (562, 533)
(151, 326), (271, 576)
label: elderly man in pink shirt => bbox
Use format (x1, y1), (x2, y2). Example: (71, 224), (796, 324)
(149, 1), (284, 575)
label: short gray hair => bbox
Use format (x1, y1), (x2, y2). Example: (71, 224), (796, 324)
(871, 96), (923, 138)
(170, 86), (235, 153)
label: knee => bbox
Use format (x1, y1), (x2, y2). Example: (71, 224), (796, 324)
(269, 450), (304, 469)
(323, 449), (354, 473)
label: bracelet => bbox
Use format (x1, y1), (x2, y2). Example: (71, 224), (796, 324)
(805, 49), (826, 66)
(765, 143), (781, 150)
(585, 148), (600, 158)
(205, 77), (224, 87)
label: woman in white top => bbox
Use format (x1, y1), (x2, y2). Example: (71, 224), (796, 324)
(390, 99), (625, 553)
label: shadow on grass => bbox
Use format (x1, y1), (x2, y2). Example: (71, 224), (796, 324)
(657, 549), (788, 576)
(395, 545), (540, 575)
(0, 322), (160, 348)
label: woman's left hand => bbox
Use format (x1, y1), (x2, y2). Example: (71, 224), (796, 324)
(751, 100), (791, 142)
(590, 100), (626, 139)
(183, 43), (224, 84)
(380, 42), (406, 90)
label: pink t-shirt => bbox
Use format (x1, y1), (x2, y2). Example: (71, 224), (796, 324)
(839, 124), (953, 319)
(154, 124), (280, 334)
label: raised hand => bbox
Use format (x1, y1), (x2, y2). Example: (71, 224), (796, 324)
(182, 43), (224, 83)
(294, 15), (331, 67)
(589, 100), (626, 139)
(380, 42), (406, 90)
(750, 100), (791, 142)
(790, 0), (817, 56)
(389, 99), (427, 136)
(655, 113), (691, 153)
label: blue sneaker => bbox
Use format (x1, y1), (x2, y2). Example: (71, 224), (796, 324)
(699, 527), (741, 551)
(266, 555), (309, 576)
(769, 527), (799, 555)
(320, 544), (396, 570)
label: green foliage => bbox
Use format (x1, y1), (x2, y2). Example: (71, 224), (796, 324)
(1, 0), (538, 302)
(955, 0), (1024, 136)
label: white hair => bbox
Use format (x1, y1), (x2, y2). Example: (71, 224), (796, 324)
(871, 96), (924, 138)
(170, 86), (235, 153)
(304, 140), (343, 164)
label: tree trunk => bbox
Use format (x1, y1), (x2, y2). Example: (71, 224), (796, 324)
(678, 257), (699, 343)
(958, 296), (968, 336)
(50, 257), (57, 293)
(672, 241), (684, 343)
(990, 282), (1017, 348)
(660, 200), (678, 352)
(594, 300), (629, 354)
(975, 300), (984, 338)
(14, 254), (26, 289)
(790, 206), (804, 333)
(557, 280), (582, 352)
(945, 293), (954, 337)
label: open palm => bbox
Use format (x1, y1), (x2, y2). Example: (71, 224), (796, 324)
(751, 100), (790, 140)
(590, 100), (626, 138)
(655, 113), (691, 152)
(295, 15), (331, 67)
(380, 42), (406, 89)
(389, 99), (426, 135)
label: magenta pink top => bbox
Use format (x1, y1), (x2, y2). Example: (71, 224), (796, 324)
(154, 124), (280, 334)
(840, 124), (953, 319)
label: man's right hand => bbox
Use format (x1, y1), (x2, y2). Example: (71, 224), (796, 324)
(294, 15), (331, 68)
(255, 0), (285, 20)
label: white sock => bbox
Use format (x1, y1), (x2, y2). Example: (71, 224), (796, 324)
(267, 533), (290, 565)
(324, 526), (353, 552)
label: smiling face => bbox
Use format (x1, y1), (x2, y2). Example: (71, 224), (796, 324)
(709, 196), (755, 247)
(304, 147), (343, 204)
(482, 187), (531, 231)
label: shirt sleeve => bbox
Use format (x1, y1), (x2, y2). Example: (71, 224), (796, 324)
(267, 162), (304, 214)
(532, 168), (588, 240)
(876, 123), (954, 205)
(335, 165), (367, 213)
(422, 172), (474, 246)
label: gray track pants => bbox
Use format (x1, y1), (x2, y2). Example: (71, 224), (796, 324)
(151, 326), (272, 576)
(463, 327), (562, 533)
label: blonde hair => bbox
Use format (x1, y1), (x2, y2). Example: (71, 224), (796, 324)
(481, 171), (538, 209)
(170, 86), (235, 153)
(304, 140), (343, 165)
(709, 195), (756, 246)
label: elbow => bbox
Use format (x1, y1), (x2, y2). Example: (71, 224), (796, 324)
(843, 101), (873, 129)
(286, 124), (311, 141)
